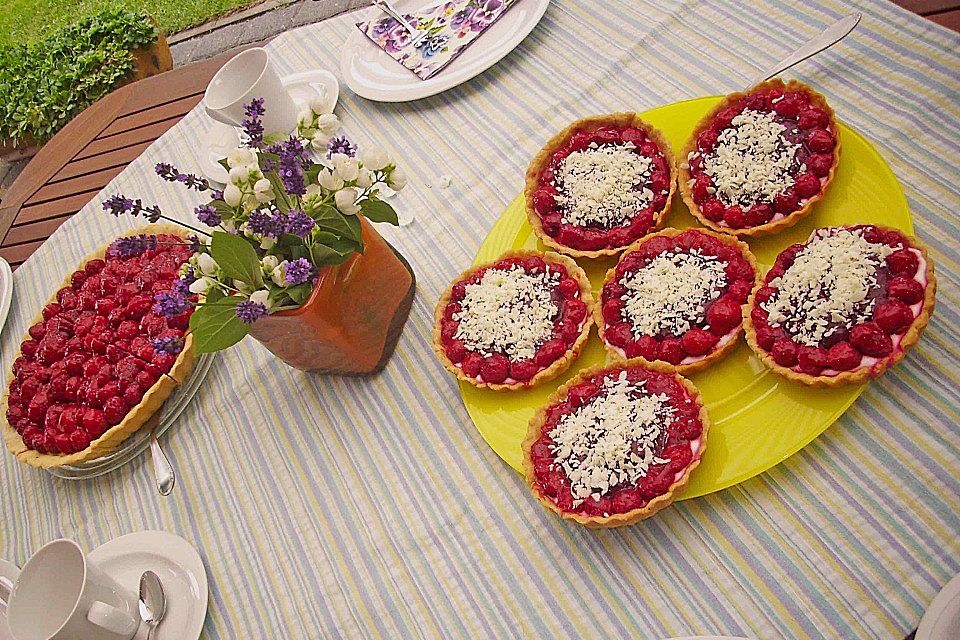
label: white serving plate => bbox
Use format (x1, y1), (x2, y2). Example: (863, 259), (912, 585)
(0, 258), (12, 338)
(918, 572), (960, 640)
(341, 0), (551, 102)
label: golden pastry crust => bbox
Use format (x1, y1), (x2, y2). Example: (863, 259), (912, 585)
(743, 225), (936, 387)
(594, 227), (759, 374)
(521, 360), (709, 528)
(524, 113), (677, 259)
(1, 225), (197, 468)
(433, 250), (593, 391)
(678, 78), (840, 238)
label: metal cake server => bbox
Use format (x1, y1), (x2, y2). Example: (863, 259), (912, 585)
(749, 13), (861, 87)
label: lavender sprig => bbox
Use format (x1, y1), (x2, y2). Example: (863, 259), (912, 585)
(275, 136), (308, 197)
(155, 163), (209, 192)
(195, 204), (222, 227)
(154, 292), (192, 318)
(327, 135), (357, 159)
(236, 300), (268, 324)
(284, 209), (315, 238)
(284, 258), (314, 285)
(241, 98), (266, 148)
(102, 195), (162, 223)
(107, 234), (158, 258)
(150, 335), (185, 356)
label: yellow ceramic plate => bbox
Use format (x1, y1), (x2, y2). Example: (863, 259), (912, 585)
(460, 96), (912, 499)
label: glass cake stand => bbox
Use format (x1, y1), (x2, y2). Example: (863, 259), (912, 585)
(46, 353), (216, 480)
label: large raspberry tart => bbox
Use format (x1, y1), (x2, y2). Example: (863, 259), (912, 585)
(596, 228), (758, 373)
(745, 224), (936, 386)
(525, 113), (676, 258)
(2, 226), (196, 467)
(434, 250), (593, 390)
(679, 79), (840, 237)
(522, 361), (708, 527)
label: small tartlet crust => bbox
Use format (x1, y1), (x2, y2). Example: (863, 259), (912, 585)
(595, 227), (759, 375)
(433, 250), (594, 391)
(678, 78), (841, 238)
(524, 112), (677, 259)
(521, 360), (710, 528)
(1, 225), (197, 468)
(743, 225), (937, 387)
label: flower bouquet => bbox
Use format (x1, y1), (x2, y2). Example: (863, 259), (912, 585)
(102, 97), (415, 374)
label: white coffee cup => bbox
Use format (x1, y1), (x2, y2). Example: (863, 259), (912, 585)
(1, 539), (139, 640)
(203, 47), (298, 136)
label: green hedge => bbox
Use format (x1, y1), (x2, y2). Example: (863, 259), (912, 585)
(0, 10), (158, 146)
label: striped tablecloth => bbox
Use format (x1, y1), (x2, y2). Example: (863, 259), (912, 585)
(3, 1), (958, 637)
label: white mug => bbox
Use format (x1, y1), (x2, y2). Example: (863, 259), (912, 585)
(203, 47), (298, 136)
(2, 539), (139, 640)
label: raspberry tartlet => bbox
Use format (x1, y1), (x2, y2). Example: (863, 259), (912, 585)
(522, 361), (709, 528)
(679, 79), (840, 237)
(2, 226), (196, 468)
(525, 113), (676, 258)
(595, 228), (758, 373)
(745, 224), (936, 386)
(434, 251), (593, 390)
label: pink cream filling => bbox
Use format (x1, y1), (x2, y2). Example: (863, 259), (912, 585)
(608, 327), (739, 365)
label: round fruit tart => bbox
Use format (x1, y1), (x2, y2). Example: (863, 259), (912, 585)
(595, 228), (758, 373)
(745, 224), (936, 386)
(522, 361), (708, 528)
(2, 226), (196, 467)
(679, 78), (840, 237)
(524, 113), (676, 258)
(434, 251), (593, 390)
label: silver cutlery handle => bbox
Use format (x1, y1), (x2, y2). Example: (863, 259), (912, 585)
(150, 435), (176, 496)
(749, 13), (861, 87)
(372, 0), (420, 38)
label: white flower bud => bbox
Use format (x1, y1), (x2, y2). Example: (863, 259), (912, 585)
(223, 183), (242, 207)
(309, 94), (331, 115)
(360, 148), (389, 171)
(335, 188), (361, 216)
(197, 253), (219, 276)
(316, 113), (340, 137)
(387, 166), (407, 191)
(334, 159), (359, 183)
(260, 237), (276, 250)
(249, 289), (272, 309)
(226, 147), (256, 168)
(310, 135), (330, 150)
(356, 168), (374, 189)
(305, 183), (321, 197)
(261, 255), (279, 272)
(297, 109), (314, 128)
(189, 277), (213, 295)
(271, 261), (288, 287)
(317, 168), (344, 192)
(228, 165), (248, 184)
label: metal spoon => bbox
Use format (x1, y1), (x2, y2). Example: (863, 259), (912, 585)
(371, 0), (430, 47)
(149, 427), (176, 496)
(749, 13), (861, 87)
(138, 571), (166, 640)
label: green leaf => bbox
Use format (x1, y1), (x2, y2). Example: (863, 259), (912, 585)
(285, 283), (314, 305)
(210, 231), (264, 288)
(265, 171), (296, 213)
(313, 204), (361, 242)
(189, 296), (251, 353)
(360, 199), (399, 225)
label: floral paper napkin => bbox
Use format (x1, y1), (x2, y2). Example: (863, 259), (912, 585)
(357, 0), (519, 80)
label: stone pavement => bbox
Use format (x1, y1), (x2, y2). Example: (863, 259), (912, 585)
(170, 0), (369, 66)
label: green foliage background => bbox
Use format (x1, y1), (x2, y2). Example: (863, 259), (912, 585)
(0, 0), (258, 48)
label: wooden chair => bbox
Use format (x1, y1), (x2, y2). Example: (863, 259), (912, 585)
(0, 44), (261, 270)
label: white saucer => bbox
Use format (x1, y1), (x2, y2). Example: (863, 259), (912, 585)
(197, 68), (340, 183)
(340, 0), (551, 102)
(89, 531), (208, 640)
(0, 558), (19, 640)
(918, 572), (960, 640)
(0, 257), (12, 338)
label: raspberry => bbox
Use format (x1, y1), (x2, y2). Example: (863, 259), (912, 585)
(771, 339), (799, 366)
(509, 360), (539, 382)
(568, 382), (599, 408)
(874, 300), (914, 335)
(700, 199), (725, 222)
(626, 335), (659, 360)
(706, 298), (741, 334)
(445, 340), (467, 363)
(886, 250), (920, 277)
(887, 276), (924, 305)
(680, 329), (719, 356)
(535, 339), (567, 367)
(657, 338), (685, 364)
(606, 323), (634, 348)
(723, 205), (746, 228)
(849, 322), (894, 357)
(746, 204), (774, 226)
(827, 342), (861, 371)
(480, 354), (510, 384)
(602, 298), (623, 324)
(807, 129), (835, 152)
(794, 173), (821, 199)
(807, 153), (834, 177)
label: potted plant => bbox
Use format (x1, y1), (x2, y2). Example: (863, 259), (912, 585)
(0, 10), (169, 159)
(101, 96), (415, 375)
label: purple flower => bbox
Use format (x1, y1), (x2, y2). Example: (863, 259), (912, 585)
(150, 335), (184, 356)
(451, 6), (476, 28)
(195, 204), (222, 227)
(276, 137), (308, 197)
(284, 258), (314, 285)
(210, 189), (224, 201)
(102, 195), (134, 216)
(108, 234), (158, 259)
(284, 209), (315, 238)
(153, 292), (191, 318)
(327, 136), (357, 158)
(235, 300), (268, 324)
(187, 235), (202, 254)
(102, 195), (162, 223)
(156, 163), (208, 191)
(247, 210), (282, 238)
(241, 98), (266, 148)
